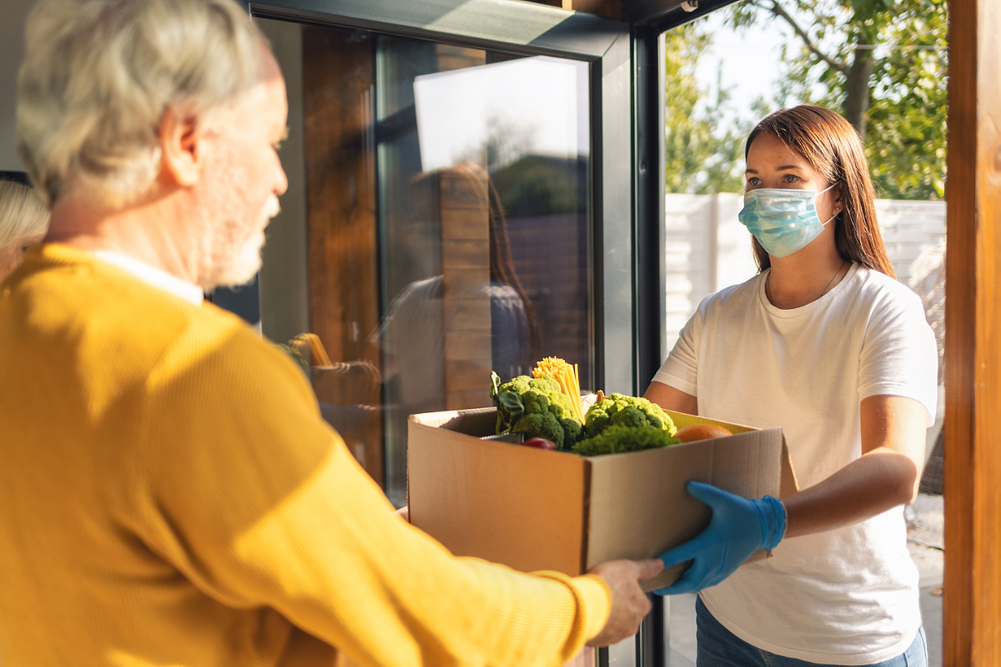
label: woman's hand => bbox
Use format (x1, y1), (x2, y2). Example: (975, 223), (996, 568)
(653, 482), (785, 595)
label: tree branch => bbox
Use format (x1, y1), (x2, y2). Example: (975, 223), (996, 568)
(752, 0), (850, 75)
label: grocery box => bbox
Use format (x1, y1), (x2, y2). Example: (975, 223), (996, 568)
(408, 406), (798, 592)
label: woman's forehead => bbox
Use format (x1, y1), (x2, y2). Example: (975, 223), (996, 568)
(746, 133), (821, 174)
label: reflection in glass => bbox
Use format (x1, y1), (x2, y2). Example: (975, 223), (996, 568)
(261, 20), (592, 505)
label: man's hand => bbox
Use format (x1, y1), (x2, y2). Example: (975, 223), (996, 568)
(585, 558), (664, 647)
(653, 481), (785, 595)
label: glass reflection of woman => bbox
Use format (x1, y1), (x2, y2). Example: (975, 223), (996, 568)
(482, 163), (543, 378)
(647, 106), (937, 667)
(378, 163), (541, 417)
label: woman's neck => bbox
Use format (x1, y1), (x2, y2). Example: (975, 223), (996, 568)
(766, 249), (848, 310)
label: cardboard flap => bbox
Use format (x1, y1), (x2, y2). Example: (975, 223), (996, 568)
(585, 426), (785, 592)
(779, 436), (799, 498)
(412, 406), (497, 435)
(408, 411), (588, 575)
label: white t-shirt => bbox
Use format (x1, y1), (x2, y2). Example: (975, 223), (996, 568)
(652, 263), (938, 665)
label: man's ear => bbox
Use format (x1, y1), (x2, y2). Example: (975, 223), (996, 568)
(159, 107), (203, 188)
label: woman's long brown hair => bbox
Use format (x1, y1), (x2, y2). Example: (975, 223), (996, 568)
(745, 105), (895, 278)
(410, 163), (542, 365)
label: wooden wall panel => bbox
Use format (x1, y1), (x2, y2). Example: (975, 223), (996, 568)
(302, 28), (383, 485)
(438, 168), (494, 410)
(944, 0), (1001, 663)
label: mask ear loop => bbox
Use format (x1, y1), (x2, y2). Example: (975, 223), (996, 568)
(819, 182), (841, 226)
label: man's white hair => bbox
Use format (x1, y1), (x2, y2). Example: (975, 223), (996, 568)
(17, 0), (268, 206)
(0, 181), (49, 247)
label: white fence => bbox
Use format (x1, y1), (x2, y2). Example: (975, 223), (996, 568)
(664, 194), (947, 383)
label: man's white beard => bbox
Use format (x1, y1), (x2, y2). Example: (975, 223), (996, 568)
(204, 194), (281, 290)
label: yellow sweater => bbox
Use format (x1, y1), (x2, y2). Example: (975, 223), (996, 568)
(0, 245), (610, 667)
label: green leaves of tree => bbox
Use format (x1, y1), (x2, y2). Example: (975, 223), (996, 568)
(664, 0), (946, 200)
(664, 23), (758, 194)
(729, 0), (947, 200)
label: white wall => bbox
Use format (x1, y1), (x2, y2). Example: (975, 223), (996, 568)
(0, 0), (34, 172)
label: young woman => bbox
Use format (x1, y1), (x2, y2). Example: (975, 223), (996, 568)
(647, 105), (937, 666)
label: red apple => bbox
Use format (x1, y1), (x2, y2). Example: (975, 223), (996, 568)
(522, 437), (557, 450)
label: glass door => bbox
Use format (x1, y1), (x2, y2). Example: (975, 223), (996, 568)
(252, 2), (638, 664)
(252, 0), (634, 503)
(373, 39), (592, 502)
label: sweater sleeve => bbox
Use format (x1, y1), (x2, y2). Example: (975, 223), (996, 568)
(141, 320), (610, 667)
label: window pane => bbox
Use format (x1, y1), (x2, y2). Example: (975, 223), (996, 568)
(258, 18), (592, 506)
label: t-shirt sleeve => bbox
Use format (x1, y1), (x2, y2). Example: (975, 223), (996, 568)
(858, 286), (939, 426)
(141, 323), (609, 667)
(651, 304), (703, 396)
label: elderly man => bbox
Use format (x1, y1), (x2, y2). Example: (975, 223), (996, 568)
(0, 0), (662, 665)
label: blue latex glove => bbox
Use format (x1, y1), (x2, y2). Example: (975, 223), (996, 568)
(653, 481), (786, 595)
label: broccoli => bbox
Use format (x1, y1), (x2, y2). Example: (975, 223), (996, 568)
(583, 393), (677, 439)
(490, 372), (582, 449)
(559, 417), (582, 445)
(572, 425), (680, 456)
(511, 412), (566, 449)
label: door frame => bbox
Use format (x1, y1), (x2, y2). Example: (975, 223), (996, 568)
(248, 0), (637, 395)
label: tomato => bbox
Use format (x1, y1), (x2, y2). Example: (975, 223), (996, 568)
(522, 437), (557, 450)
(675, 424), (732, 443)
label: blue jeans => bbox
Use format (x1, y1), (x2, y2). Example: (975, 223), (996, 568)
(695, 596), (928, 667)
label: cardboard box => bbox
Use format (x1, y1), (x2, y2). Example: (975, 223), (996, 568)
(408, 407), (798, 592)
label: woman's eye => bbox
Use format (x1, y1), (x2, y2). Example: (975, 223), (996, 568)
(747, 177), (760, 186)
(783, 174), (799, 183)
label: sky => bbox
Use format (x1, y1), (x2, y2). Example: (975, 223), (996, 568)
(414, 56), (589, 172)
(410, 9), (798, 173)
(692, 9), (797, 128)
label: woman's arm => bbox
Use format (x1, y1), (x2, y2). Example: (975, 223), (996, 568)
(644, 380), (697, 415)
(782, 394), (927, 538)
(650, 393), (928, 594)
(644, 381), (928, 538)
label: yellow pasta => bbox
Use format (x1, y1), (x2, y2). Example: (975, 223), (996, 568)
(532, 356), (585, 423)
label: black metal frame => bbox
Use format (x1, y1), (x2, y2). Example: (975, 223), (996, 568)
(632, 22), (668, 667)
(624, 0), (740, 32)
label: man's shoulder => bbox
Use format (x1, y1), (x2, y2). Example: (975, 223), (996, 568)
(24, 247), (209, 331)
(10, 245), (284, 376)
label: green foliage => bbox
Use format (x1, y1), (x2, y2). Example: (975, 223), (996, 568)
(725, 0), (947, 200)
(490, 372), (581, 449)
(664, 23), (757, 194)
(866, 0), (948, 199)
(491, 155), (587, 217)
(583, 393), (677, 439)
(573, 425), (681, 457)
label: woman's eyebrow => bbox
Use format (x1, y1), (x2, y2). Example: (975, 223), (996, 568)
(745, 165), (804, 174)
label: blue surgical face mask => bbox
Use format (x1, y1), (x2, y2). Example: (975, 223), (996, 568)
(738, 185), (837, 258)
